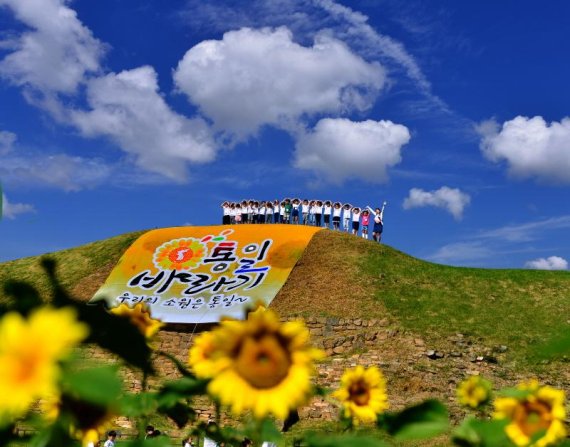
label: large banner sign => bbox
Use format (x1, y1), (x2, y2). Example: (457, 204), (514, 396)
(90, 225), (322, 323)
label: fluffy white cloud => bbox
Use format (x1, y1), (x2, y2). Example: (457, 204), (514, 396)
(294, 118), (410, 183)
(1, 193), (35, 219)
(0, 0), (104, 94)
(174, 27), (385, 137)
(525, 256), (568, 271)
(1, 2), (216, 182)
(403, 186), (471, 220)
(70, 66), (216, 180)
(478, 116), (570, 184)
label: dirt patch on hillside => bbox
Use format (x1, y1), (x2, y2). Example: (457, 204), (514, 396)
(271, 230), (388, 319)
(71, 261), (118, 302)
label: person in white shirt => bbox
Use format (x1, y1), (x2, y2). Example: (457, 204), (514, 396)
(291, 199), (300, 224)
(246, 200), (253, 224)
(308, 200), (316, 225)
(221, 202), (231, 225)
(342, 203), (352, 232)
(273, 200), (281, 223)
(259, 202), (266, 224)
(370, 202), (386, 242)
(265, 201), (273, 223)
(253, 201), (260, 224)
(239, 201), (247, 224)
(323, 200), (332, 228)
(332, 202), (342, 230)
(301, 199), (310, 225)
(280, 200), (287, 223)
(351, 207), (361, 235)
(103, 431), (116, 447)
(203, 420), (218, 447)
(314, 200), (323, 227)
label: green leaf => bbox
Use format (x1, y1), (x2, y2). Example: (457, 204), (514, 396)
(498, 388), (532, 399)
(382, 399), (449, 440)
(62, 365), (122, 405)
(159, 377), (209, 397)
(259, 418), (282, 443)
(305, 433), (388, 447)
(452, 418), (510, 447)
(452, 417), (481, 446)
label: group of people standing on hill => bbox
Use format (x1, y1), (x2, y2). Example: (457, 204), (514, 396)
(221, 199), (386, 242)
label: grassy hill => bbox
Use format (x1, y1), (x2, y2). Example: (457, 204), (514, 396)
(1, 228), (569, 372)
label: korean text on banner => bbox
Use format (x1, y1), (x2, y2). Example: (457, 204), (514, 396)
(89, 225), (322, 323)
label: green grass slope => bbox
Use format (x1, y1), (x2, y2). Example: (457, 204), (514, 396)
(1, 229), (569, 369)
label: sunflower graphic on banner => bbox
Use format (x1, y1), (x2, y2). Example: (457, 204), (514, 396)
(90, 225), (322, 323)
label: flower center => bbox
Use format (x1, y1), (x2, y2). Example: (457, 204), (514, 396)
(234, 334), (291, 389)
(513, 399), (552, 438)
(12, 349), (42, 385)
(349, 380), (371, 406)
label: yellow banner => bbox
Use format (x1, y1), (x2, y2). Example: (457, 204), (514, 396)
(90, 225), (322, 323)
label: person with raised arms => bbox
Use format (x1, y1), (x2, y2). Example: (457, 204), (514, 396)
(301, 199), (310, 225)
(291, 198), (301, 224)
(332, 202), (342, 230)
(369, 202), (386, 242)
(342, 203), (352, 232)
(323, 200), (332, 228)
(314, 200), (323, 227)
(273, 199), (281, 223)
(351, 207), (361, 235)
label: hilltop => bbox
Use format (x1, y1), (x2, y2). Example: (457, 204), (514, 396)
(1, 229), (569, 372)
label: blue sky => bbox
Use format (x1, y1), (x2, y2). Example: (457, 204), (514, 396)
(1, 0), (569, 270)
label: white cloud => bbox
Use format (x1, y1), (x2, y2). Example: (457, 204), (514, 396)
(1, 193), (35, 219)
(429, 241), (493, 264)
(403, 186), (471, 220)
(478, 116), (570, 184)
(70, 66), (216, 181)
(294, 118), (409, 183)
(0, 130), (16, 154)
(478, 216), (570, 242)
(174, 26), (385, 137)
(0, 0), (104, 94)
(0, 3), (216, 182)
(0, 151), (112, 191)
(525, 256), (568, 271)
(180, 0), (447, 111)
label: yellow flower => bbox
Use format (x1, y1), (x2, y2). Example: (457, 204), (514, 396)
(494, 379), (566, 447)
(457, 376), (492, 408)
(153, 238), (206, 271)
(0, 307), (88, 421)
(189, 331), (229, 379)
(41, 394), (113, 447)
(110, 303), (163, 338)
(82, 428), (101, 447)
(332, 366), (388, 424)
(189, 309), (323, 419)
